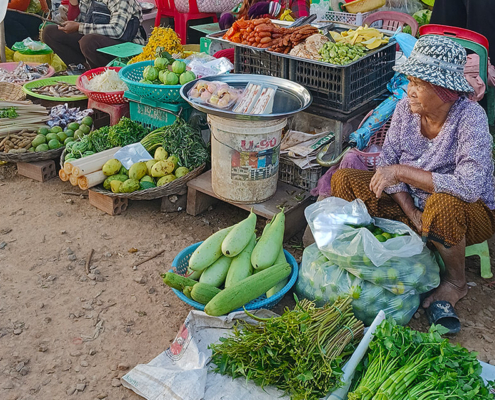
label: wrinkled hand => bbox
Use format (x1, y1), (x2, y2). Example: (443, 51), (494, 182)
(59, 21), (80, 34)
(408, 208), (423, 233)
(370, 165), (400, 198)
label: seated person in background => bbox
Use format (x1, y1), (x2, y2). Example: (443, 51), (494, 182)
(219, 0), (309, 30)
(331, 36), (495, 333)
(42, 0), (146, 69)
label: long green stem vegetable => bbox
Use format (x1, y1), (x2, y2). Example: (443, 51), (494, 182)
(140, 117), (209, 169)
(348, 319), (494, 400)
(209, 295), (364, 400)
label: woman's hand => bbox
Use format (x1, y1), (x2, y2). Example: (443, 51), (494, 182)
(59, 21), (80, 34)
(408, 208), (423, 233)
(370, 165), (400, 198)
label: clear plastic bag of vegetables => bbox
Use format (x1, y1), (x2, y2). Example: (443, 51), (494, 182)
(305, 197), (440, 294)
(296, 244), (421, 326)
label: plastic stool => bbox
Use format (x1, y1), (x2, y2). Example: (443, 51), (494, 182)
(466, 241), (492, 279)
(88, 99), (129, 126)
(434, 241), (492, 279)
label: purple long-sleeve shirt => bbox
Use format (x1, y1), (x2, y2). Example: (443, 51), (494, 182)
(378, 97), (495, 210)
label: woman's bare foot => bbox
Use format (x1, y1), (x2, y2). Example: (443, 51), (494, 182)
(422, 280), (468, 309)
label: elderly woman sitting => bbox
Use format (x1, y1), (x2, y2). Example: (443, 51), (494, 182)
(332, 35), (495, 333)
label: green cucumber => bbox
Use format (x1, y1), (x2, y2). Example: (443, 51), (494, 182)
(254, 245), (286, 274)
(189, 226), (234, 271)
(161, 272), (198, 291)
(186, 267), (203, 280)
(225, 234), (256, 288)
(266, 251), (289, 297)
(199, 255), (232, 287)
(183, 286), (193, 299)
(204, 262), (292, 316)
(221, 211), (257, 257)
(191, 283), (222, 304)
(251, 211), (285, 270)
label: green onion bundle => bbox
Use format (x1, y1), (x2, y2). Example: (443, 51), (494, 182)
(210, 296), (364, 400)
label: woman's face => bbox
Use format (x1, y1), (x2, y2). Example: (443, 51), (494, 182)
(407, 77), (444, 115)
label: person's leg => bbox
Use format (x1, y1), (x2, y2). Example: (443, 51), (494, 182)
(4, 10), (41, 48)
(331, 168), (412, 226)
(42, 25), (86, 66)
(78, 34), (123, 69)
(421, 193), (495, 307)
(430, 0), (467, 28)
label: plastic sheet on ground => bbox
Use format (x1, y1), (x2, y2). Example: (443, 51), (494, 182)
(122, 309), (289, 400)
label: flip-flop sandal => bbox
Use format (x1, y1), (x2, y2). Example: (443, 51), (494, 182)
(425, 300), (461, 334)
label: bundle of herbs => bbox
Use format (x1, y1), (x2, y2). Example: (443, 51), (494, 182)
(209, 296), (364, 400)
(107, 117), (149, 147)
(348, 319), (494, 400)
(141, 117), (209, 169)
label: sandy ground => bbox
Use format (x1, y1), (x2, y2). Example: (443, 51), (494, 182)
(1, 163), (495, 400)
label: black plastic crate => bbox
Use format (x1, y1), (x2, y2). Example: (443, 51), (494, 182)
(234, 47), (289, 78)
(287, 42), (396, 114)
(279, 157), (322, 191)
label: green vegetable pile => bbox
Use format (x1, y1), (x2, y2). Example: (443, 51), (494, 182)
(141, 117), (209, 169)
(403, 10), (432, 36)
(209, 296), (364, 400)
(319, 42), (368, 65)
(65, 118), (149, 162)
(349, 319), (494, 400)
(0, 107), (18, 119)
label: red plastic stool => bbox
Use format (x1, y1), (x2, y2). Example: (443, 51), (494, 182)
(88, 99), (129, 126)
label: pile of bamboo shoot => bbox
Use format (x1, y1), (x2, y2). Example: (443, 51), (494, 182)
(0, 101), (49, 134)
(59, 147), (122, 190)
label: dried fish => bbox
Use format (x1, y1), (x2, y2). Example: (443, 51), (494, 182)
(31, 82), (84, 98)
(48, 104), (93, 128)
(0, 62), (51, 84)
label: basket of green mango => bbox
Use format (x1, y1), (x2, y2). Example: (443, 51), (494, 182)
(90, 146), (205, 200)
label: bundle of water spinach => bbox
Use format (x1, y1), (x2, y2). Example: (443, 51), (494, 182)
(348, 319), (494, 400)
(209, 296), (364, 400)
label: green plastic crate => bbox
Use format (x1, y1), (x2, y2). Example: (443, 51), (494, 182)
(125, 91), (192, 130)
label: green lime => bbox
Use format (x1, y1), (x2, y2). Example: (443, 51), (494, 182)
(387, 268), (399, 283)
(362, 255), (373, 266)
(79, 124), (91, 135)
(373, 227), (383, 235)
(31, 134), (47, 148)
(64, 137), (75, 145)
(65, 129), (74, 138)
(375, 234), (387, 243)
(382, 232), (392, 240)
(35, 143), (49, 152)
(28, 147), (35, 152)
(391, 282), (405, 295)
(57, 132), (68, 142)
(74, 129), (85, 139)
(372, 269), (386, 285)
(81, 116), (93, 126)
(38, 127), (49, 135)
(48, 139), (62, 150)
(68, 122), (80, 131)
(50, 126), (63, 133)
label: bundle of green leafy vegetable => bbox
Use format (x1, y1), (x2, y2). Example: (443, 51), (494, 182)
(403, 10), (431, 36)
(107, 117), (149, 147)
(0, 107), (18, 119)
(141, 117), (209, 169)
(348, 319), (494, 400)
(209, 296), (364, 400)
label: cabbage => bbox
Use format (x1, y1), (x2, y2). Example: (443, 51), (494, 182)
(413, 9), (432, 26)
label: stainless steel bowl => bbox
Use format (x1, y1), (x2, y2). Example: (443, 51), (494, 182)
(180, 74), (312, 121)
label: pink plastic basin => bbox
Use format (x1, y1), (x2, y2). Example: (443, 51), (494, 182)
(0, 62), (56, 85)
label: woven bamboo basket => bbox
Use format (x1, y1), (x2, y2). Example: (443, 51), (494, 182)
(0, 82), (26, 101)
(89, 163), (206, 200)
(0, 146), (64, 163)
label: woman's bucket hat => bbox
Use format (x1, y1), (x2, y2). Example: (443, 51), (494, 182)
(394, 35), (474, 93)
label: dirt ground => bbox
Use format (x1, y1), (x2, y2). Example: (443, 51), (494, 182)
(1, 163), (495, 400)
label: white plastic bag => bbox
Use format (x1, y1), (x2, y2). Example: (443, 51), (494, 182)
(305, 197), (424, 267)
(114, 143), (152, 169)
